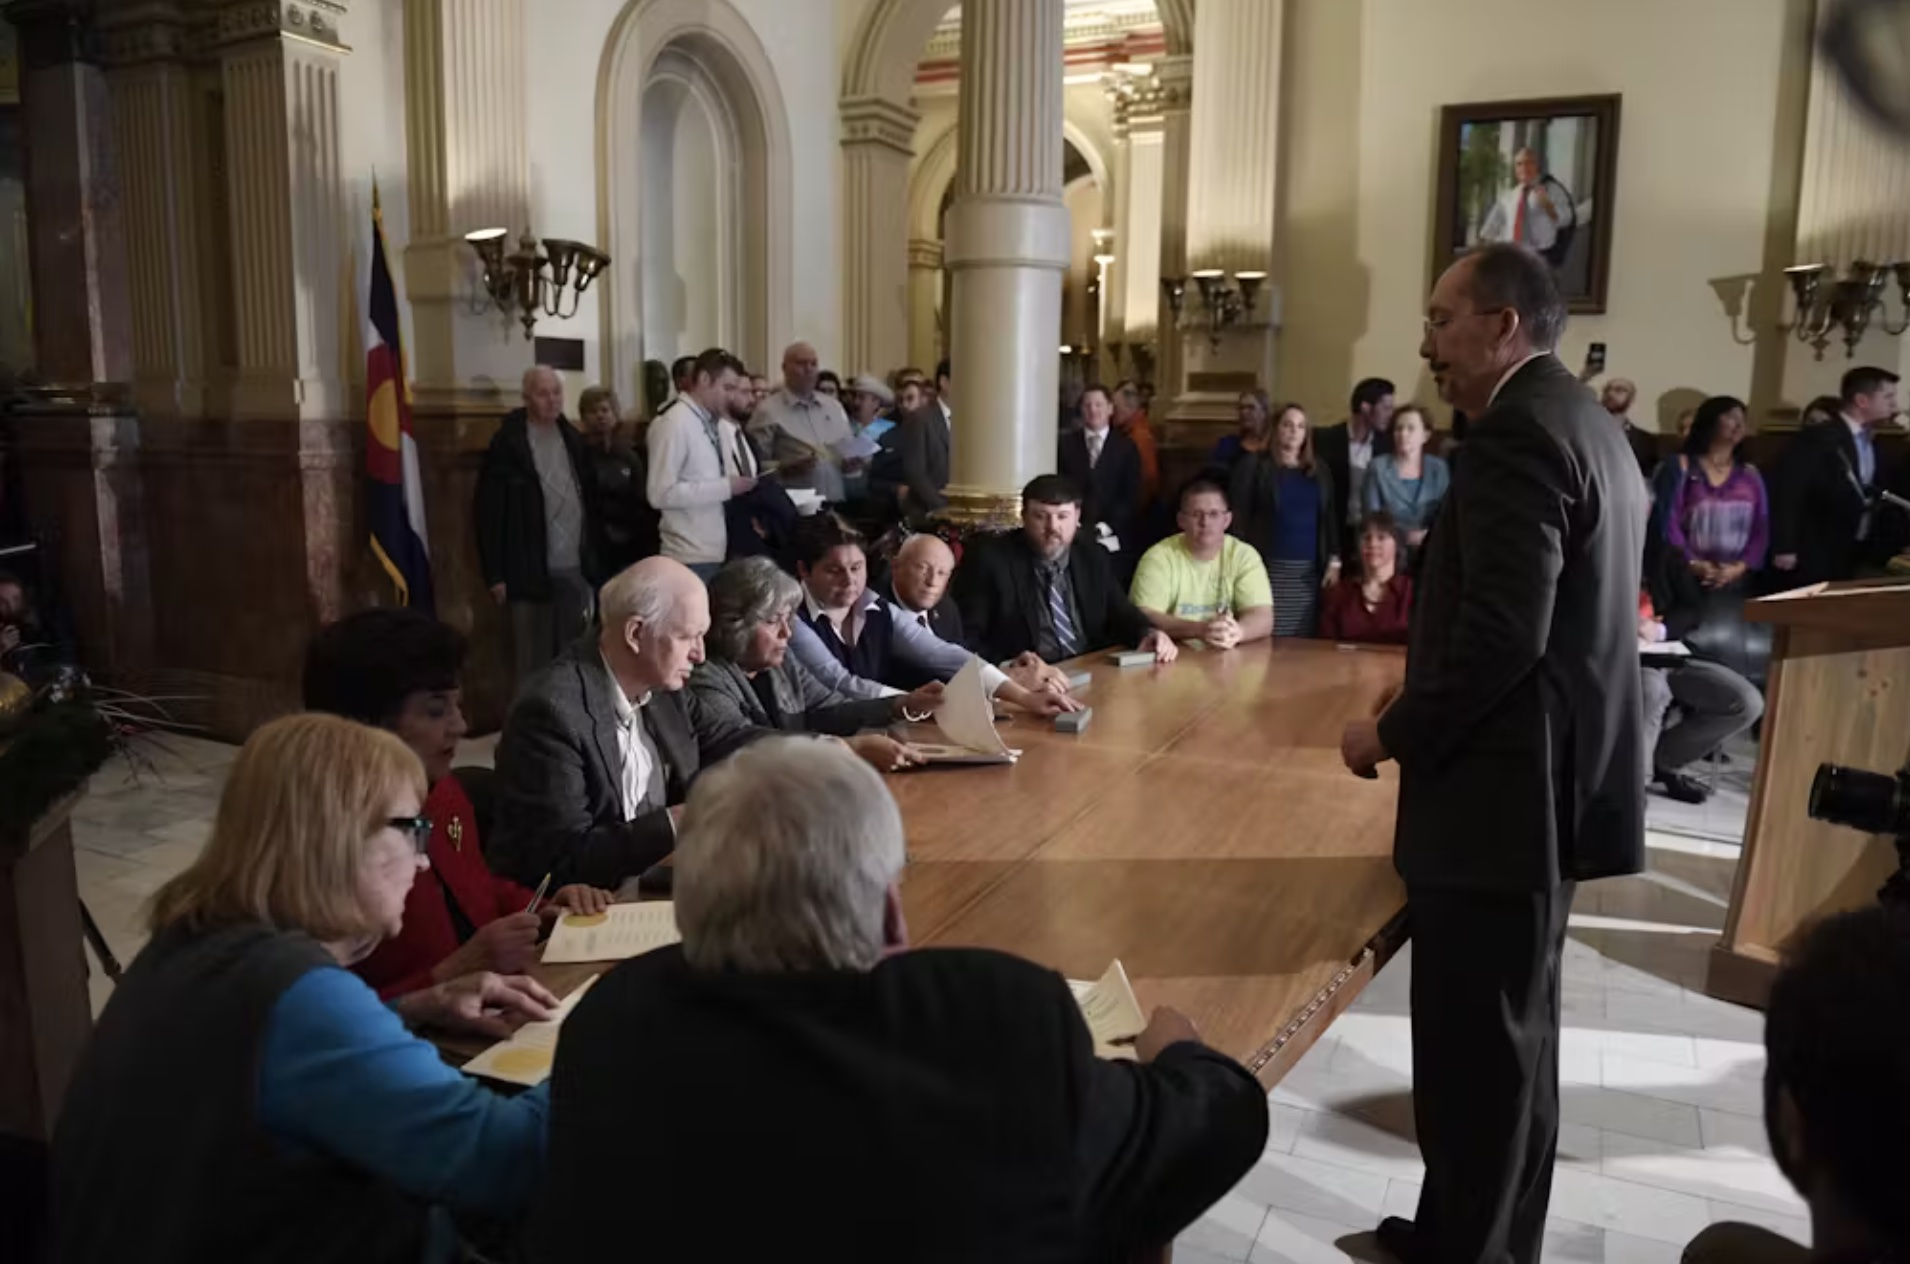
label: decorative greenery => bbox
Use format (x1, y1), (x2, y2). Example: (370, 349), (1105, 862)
(0, 700), (114, 836)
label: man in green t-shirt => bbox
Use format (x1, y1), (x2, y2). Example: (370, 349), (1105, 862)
(1129, 473), (1275, 648)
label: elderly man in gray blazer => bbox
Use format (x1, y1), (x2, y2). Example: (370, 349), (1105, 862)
(490, 556), (757, 891)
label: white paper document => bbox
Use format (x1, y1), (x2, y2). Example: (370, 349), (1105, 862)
(917, 655), (1018, 765)
(461, 977), (598, 1087)
(1068, 959), (1145, 1062)
(786, 488), (825, 515)
(832, 431), (882, 461)
(1639, 640), (1692, 658)
(541, 901), (682, 965)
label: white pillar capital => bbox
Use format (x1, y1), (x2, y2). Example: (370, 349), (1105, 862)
(840, 94), (920, 376)
(840, 95), (920, 157)
(210, 0), (350, 52)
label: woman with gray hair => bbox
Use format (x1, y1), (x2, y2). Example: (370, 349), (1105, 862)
(689, 556), (938, 772)
(536, 736), (1271, 1263)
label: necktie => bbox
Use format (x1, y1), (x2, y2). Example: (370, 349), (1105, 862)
(1088, 431), (1104, 468)
(1512, 187), (1528, 242)
(1047, 570), (1078, 656)
(917, 612), (931, 630)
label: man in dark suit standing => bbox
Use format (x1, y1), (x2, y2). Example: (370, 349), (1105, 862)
(535, 736), (1269, 1264)
(1057, 383), (1145, 568)
(1769, 365), (1899, 588)
(1341, 244), (1646, 1264)
(1315, 377), (1396, 567)
(490, 556), (757, 891)
(887, 357), (953, 522)
(953, 474), (1176, 666)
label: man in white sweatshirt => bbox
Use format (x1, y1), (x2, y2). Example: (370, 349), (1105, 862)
(646, 347), (758, 578)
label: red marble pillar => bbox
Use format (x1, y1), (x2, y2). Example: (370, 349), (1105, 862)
(7, 0), (132, 386)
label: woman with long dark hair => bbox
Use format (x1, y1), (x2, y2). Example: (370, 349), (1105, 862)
(1663, 394), (1769, 590)
(1226, 402), (1340, 637)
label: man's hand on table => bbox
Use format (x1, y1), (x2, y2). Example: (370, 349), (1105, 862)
(398, 971), (559, 1039)
(1141, 630), (1179, 664)
(1203, 614), (1243, 650)
(432, 912), (541, 980)
(892, 682), (945, 720)
(1005, 651), (1071, 695)
(998, 679), (1081, 717)
(544, 884), (615, 920)
(1135, 1006), (1203, 1064)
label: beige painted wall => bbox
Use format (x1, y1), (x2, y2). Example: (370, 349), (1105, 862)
(1278, 0), (1802, 433)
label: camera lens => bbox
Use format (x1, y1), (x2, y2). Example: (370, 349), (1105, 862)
(1810, 764), (1908, 836)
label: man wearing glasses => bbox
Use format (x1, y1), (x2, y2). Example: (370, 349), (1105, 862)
(1129, 472), (1275, 648)
(1342, 243), (1646, 1264)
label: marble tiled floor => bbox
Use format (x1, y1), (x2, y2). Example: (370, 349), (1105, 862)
(71, 734), (1799, 1264)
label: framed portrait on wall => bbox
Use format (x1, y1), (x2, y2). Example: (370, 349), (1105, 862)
(1433, 94), (1622, 313)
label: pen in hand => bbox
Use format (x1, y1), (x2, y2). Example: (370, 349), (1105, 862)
(525, 872), (553, 915)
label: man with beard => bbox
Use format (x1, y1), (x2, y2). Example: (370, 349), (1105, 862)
(1341, 243), (1645, 1264)
(951, 474), (1175, 666)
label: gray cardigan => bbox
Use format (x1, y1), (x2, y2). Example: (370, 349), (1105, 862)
(688, 655), (897, 739)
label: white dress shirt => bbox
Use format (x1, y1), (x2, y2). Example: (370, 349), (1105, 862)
(601, 653), (658, 822)
(791, 588), (1008, 700)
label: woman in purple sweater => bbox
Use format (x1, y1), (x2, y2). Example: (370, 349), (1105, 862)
(1664, 395), (1769, 591)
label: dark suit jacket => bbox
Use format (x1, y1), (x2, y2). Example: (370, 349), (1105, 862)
(880, 584), (964, 691)
(1057, 427), (1144, 547)
(489, 637), (754, 889)
(473, 408), (602, 601)
(1314, 420), (1393, 539)
(1769, 420), (1877, 586)
(1377, 355), (1647, 892)
(1226, 452), (1341, 574)
(534, 945), (1268, 1264)
(893, 403), (951, 517)
(953, 530), (1153, 664)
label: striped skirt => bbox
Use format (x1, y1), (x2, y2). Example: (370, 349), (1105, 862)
(1268, 558), (1319, 638)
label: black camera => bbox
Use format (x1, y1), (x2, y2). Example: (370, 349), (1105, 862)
(1810, 763), (1910, 904)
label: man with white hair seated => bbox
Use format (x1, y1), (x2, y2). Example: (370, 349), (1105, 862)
(534, 737), (1269, 1263)
(489, 556), (758, 892)
(787, 514), (1078, 715)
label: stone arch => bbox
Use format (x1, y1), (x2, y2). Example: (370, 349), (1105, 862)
(909, 117), (1111, 242)
(597, 0), (794, 408)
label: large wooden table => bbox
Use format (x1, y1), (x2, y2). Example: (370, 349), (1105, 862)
(534, 639), (1409, 1088)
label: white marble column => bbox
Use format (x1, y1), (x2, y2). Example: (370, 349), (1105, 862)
(906, 237), (945, 374)
(99, 4), (208, 419)
(941, 0), (1068, 524)
(1180, 0), (1282, 398)
(213, 0), (351, 422)
(1153, 53), (1194, 405)
(841, 96), (918, 378)
(402, 0), (529, 397)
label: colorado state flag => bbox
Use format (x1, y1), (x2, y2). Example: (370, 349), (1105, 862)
(365, 183), (434, 614)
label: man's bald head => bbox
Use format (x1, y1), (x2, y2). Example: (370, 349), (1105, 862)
(891, 533), (956, 614)
(599, 556), (710, 694)
(522, 365), (563, 425)
(782, 341), (821, 396)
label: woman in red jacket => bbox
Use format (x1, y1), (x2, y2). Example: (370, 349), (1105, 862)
(303, 608), (612, 998)
(1317, 510), (1414, 645)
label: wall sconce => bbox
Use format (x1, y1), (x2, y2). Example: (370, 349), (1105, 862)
(464, 228), (611, 340)
(1162, 269), (1265, 350)
(1785, 260), (1910, 360)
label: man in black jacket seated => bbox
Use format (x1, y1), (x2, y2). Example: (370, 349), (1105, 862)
(953, 474), (1177, 666)
(534, 737), (1268, 1264)
(1639, 532), (1764, 805)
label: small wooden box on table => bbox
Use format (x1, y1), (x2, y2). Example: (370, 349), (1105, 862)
(1706, 579), (1910, 1008)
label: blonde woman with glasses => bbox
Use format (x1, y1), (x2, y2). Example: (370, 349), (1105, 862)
(51, 713), (559, 1264)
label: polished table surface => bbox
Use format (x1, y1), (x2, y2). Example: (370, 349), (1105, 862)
(527, 639), (1409, 1088)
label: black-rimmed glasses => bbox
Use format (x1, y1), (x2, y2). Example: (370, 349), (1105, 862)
(387, 815), (433, 855)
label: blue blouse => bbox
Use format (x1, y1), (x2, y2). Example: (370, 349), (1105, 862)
(1361, 454), (1451, 532)
(258, 967), (550, 1219)
(1270, 468), (1322, 561)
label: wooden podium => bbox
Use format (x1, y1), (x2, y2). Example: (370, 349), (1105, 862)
(1707, 579), (1910, 1007)
(0, 794), (92, 1142)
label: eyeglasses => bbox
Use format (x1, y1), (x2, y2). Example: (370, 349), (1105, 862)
(387, 815), (433, 855)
